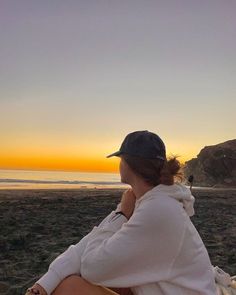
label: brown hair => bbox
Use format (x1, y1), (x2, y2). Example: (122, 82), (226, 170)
(121, 153), (184, 186)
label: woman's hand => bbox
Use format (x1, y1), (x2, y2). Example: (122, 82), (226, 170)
(120, 188), (136, 219)
(25, 283), (47, 295)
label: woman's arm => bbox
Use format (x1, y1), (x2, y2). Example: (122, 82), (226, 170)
(33, 202), (127, 295)
(80, 196), (185, 288)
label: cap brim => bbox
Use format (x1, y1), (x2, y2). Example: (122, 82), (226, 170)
(106, 151), (122, 158)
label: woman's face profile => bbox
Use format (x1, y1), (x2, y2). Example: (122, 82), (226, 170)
(119, 156), (132, 184)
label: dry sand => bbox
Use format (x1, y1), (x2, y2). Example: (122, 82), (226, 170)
(0, 187), (235, 295)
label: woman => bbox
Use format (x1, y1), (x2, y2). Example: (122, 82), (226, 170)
(25, 130), (217, 295)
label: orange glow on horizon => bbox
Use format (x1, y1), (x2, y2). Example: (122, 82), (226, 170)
(0, 153), (192, 173)
(0, 156), (120, 173)
(0, 137), (197, 173)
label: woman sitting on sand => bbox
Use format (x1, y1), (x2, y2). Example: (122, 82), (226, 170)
(25, 130), (217, 295)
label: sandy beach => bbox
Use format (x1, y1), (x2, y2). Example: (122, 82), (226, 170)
(0, 187), (235, 295)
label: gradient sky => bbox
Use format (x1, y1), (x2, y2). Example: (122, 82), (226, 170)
(1, 1), (235, 173)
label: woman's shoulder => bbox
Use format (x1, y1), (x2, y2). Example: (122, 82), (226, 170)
(133, 192), (186, 227)
(137, 190), (185, 214)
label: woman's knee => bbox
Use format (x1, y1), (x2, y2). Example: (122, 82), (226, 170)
(51, 275), (84, 295)
(51, 275), (133, 295)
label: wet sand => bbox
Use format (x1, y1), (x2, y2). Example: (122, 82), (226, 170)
(0, 187), (235, 295)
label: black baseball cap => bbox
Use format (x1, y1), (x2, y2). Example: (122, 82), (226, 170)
(106, 130), (166, 160)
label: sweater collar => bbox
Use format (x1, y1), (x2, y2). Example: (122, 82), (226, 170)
(135, 183), (195, 217)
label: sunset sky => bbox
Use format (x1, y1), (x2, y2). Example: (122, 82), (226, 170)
(1, 1), (235, 173)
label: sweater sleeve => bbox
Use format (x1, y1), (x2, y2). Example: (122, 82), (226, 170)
(80, 196), (185, 288)
(35, 202), (127, 295)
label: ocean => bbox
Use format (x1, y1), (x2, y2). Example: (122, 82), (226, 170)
(0, 170), (219, 191)
(0, 169), (129, 190)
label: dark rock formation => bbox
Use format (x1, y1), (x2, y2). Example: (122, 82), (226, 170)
(183, 139), (236, 187)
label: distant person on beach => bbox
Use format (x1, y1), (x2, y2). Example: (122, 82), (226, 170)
(25, 130), (217, 295)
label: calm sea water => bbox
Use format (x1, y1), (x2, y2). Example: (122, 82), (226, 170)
(0, 169), (129, 190)
(1, 170), (227, 191)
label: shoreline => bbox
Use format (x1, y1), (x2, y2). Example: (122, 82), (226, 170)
(0, 186), (236, 201)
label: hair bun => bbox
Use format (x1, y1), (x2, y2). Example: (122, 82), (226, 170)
(167, 157), (181, 175)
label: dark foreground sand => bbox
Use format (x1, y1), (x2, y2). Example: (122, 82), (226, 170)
(0, 187), (235, 295)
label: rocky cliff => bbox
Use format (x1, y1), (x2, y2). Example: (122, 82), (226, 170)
(183, 139), (236, 187)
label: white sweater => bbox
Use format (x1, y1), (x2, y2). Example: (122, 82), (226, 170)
(36, 183), (217, 295)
